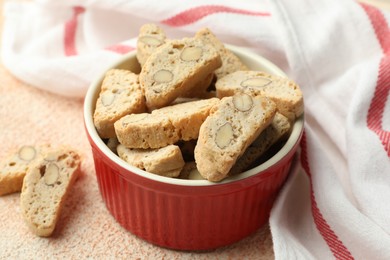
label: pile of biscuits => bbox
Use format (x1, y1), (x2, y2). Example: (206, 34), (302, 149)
(93, 24), (303, 182)
(0, 144), (81, 236)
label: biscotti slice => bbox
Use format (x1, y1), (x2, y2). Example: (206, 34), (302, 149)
(93, 69), (146, 138)
(216, 71), (303, 121)
(115, 113), (177, 149)
(153, 97), (219, 141)
(115, 98), (219, 149)
(136, 24), (167, 67)
(20, 147), (81, 237)
(230, 112), (291, 175)
(195, 28), (248, 79)
(117, 144), (185, 177)
(194, 93), (276, 182)
(139, 37), (222, 110)
(136, 24), (214, 99)
(0, 145), (49, 196)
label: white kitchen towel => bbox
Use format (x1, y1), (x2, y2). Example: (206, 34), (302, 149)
(2, 0), (390, 259)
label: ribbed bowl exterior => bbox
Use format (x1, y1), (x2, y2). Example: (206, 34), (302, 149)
(89, 138), (296, 250)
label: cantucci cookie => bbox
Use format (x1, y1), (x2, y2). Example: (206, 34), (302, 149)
(194, 93), (276, 182)
(216, 71), (303, 121)
(117, 144), (185, 177)
(136, 24), (167, 67)
(154, 97), (219, 141)
(195, 28), (248, 79)
(93, 69), (146, 138)
(230, 112), (291, 175)
(139, 37), (222, 110)
(137, 24), (214, 99)
(20, 147), (81, 237)
(0, 145), (48, 196)
(115, 113), (176, 149)
(114, 98), (219, 149)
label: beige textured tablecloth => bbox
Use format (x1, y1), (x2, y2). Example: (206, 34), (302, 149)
(0, 1), (274, 258)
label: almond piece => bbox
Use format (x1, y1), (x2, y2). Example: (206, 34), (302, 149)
(101, 92), (116, 107)
(215, 123), (234, 149)
(232, 93), (253, 112)
(241, 77), (272, 88)
(44, 163), (59, 186)
(180, 47), (203, 61)
(18, 146), (36, 161)
(153, 70), (174, 83)
(139, 36), (163, 46)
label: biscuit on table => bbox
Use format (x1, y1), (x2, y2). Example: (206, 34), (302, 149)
(20, 146), (81, 237)
(194, 93), (277, 182)
(93, 69), (146, 138)
(216, 70), (303, 121)
(0, 145), (48, 196)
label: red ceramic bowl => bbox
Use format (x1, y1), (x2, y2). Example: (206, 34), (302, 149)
(84, 45), (304, 251)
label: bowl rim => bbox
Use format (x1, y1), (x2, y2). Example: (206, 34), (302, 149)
(84, 44), (304, 186)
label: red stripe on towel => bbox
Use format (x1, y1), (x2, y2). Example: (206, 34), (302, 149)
(161, 5), (270, 27)
(105, 45), (135, 54)
(361, 4), (390, 53)
(64, 6), (85, 56)
(300, 132), (354, 259)
(361, 3), (390, 157)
